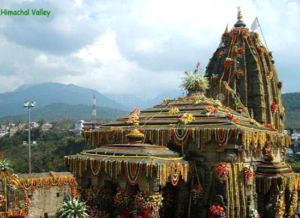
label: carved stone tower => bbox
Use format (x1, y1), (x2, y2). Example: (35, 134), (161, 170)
(206, 9), (285, 132)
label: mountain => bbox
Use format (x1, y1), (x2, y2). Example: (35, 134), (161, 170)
(0, 83), (128, 118)
(105, 90), (184, 109)
(0, 102), (128, 123)
(282, 93), (300, 129)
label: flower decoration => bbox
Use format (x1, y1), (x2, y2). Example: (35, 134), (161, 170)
(114, 189), (132, 208)
(241, 29), (250, 38)
(249, 208), (260, 218)
(244, 167), (253, 186)
(267, 71), (273, 80)
(0, 195), (5, 206)
(133, 191), (163, 218)
(268, 52), (273, 58)
(267, 124), (276, 130)
(214, 163), (230, 183)
(181, 63), (209, 93)
(226, 113), (233, 119)
(278, 81), (283, 89)
(238, 109), (245, 114)
(223, 58), (234, 68)
(230, 29), (238, 36)
(25, 198), (31, 205)
(127, 108), (141, 126)
(236, 69), (244, 79)
(217, 51), (224, 59)
(235, 47), (245, 59)
(169, 107), (180, 115)
(209, 205), (226, 218)
(179, 113), (195, 125)
(260, 47), (265, 55)
(271, 101), (277, 113)
(205, 106), (218, 115)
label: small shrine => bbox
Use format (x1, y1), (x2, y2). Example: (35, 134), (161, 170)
(65, 9), (298, 218)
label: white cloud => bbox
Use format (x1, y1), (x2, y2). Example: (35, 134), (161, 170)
(0, 0), (299, 95)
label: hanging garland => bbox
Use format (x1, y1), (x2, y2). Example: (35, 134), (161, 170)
(19, 175), (77, 191)
(90, 159), (102, 176)
(66, 155), (190, 187)
(124, 162), (143, 186)
(169, 162), (182, 186)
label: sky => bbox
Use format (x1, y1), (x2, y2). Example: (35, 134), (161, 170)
(0, 0), (299, 97)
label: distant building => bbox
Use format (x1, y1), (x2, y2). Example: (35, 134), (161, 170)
(41, 123), (53, 132)
(8, 123), (16, 127)
(0, 125), (7, 130)
(30, 122), (39, 129)
(9, 127), (18, 137)
(0, 129), (8, 137)
(18, 123), (27, 130)
(71, 120), (96, 135)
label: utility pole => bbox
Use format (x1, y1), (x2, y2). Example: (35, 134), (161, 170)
(24, 101), (35, 174)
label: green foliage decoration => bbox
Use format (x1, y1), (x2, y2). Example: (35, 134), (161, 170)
(57, 196), (89, 218)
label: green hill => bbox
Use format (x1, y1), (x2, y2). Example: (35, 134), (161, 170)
(0, 102), (128, 123)
(282, 92), (300, 129)
(0, 82), (128, 118)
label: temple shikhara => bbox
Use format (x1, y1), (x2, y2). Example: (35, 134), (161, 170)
(64, 10), (298, 218)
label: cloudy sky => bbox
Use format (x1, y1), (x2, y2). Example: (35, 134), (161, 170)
(0, 0), (299, 97)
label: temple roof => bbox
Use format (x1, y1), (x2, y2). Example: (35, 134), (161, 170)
(101, 92), (270, 131)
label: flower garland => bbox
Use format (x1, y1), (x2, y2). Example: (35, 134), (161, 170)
(19, 175), (77, 191)
(124, 162), (143, 186)
(209, 205), (226, 218)
(90, 159), (102, 176)
(170, 162), (182, 186)
(244, 167), (253, 186)
(214, 163), (230, 183)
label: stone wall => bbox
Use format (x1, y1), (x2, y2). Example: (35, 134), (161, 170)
(27, 185), (71, 218)
(18, 172), (74, 218)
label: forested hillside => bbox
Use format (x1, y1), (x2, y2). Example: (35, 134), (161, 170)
(0, 126), (86, 173)
(282, 93), (300, 129)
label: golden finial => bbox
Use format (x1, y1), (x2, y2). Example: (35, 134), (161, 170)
(237, 6), (243, 20)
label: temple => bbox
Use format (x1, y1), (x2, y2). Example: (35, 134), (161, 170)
(65, 10), (298, 218)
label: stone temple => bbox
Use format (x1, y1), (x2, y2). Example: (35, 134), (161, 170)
(65, 10), (298, 218)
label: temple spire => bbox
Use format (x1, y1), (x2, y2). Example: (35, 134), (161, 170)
(234, 7), (246, 28)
